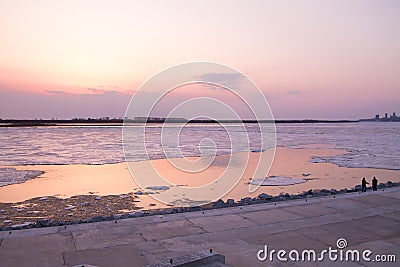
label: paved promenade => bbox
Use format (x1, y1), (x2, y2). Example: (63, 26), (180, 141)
(1, 188), (399, 266)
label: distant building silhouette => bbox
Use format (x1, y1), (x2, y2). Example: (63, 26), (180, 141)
(360, 112), (399, 122)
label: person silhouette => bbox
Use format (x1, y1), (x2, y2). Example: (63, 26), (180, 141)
(361, 177), (369, 192)
(372, 176), (378, 191)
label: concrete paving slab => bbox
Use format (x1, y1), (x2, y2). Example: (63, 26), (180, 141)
(213, 240), (263, 267)
(0, 252), (63, 267)
(133, 240), (175, 264)
(281, 202), (343, 218)
(153, 237), (262, 267)
(384, 235), (400, 247)
(243, 229), (329, 249)
(298, 221), (382, 247)
(63, 244), (146, 267)
(138, 219), (205, 241)
(182, 207), (244, 219)
(350, 194), (400, 207)
(239, 208), (303, 225)
(382, 190), (400, 199)
(350, 216), (400, 239)
(72, 225), (146, 250)
(60, 220), (116, 232)
(318, 198), (373, 212)
(0, 224), (60, 239)
(189, 214), (256, 232)
(378, 203), (400, 213)
(0, 232), (75, 258)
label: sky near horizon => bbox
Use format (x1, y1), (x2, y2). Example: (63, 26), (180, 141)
(0, 0), (399, 120)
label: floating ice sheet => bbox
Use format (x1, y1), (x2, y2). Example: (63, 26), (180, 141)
(0, 168), (43, 187)
(250, 176), (306, 186)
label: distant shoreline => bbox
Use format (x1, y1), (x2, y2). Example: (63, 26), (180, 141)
(0, 118), (361, 127)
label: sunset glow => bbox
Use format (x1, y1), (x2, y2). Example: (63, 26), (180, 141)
(1, 0), (399, 119)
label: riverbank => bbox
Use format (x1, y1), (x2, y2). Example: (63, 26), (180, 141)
(1, 187), (399, 266)
(1, 180), (400, 231)
(1, 147), (399, 230)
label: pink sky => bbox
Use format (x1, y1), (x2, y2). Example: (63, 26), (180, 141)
(0, 0), (399, 120)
